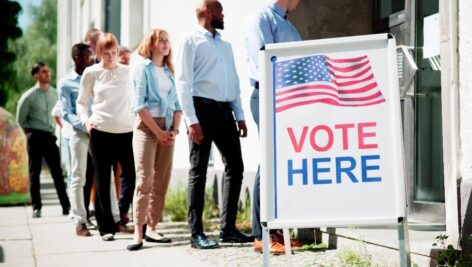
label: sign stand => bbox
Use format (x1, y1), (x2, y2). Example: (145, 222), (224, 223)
(398, 218), (412, 266)
(262, 227), (270, 266)
(262, 228), (294, 267)
(282, 228), (293, 266)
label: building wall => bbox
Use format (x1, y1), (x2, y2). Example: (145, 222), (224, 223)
(458, 0), (472, 251)
(289, 0), (371, 40)
(459, 0), (472, 180)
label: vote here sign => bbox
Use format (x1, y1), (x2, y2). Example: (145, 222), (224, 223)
(259, 34), (406, 228)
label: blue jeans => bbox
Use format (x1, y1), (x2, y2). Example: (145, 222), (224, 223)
(250, 88), (263, 239)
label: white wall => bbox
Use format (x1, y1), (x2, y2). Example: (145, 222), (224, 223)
(459, 0), (472, 181)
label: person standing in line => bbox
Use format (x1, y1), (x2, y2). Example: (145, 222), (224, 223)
(82, 28), (102, 222)
(51, 100), (73, 203)
(245, 0), (304, 254)
(114, 45), (134, 229)
(77, 32), (135, 241)
(17, 62), (71, 218)
(176, 0), (253, 249)
(59, 43), (96, 236)
(85, 28), (102, 63)
(127, 28), (182, 251)
(119, 46), (131, 65)
(83, 28), (123, 230)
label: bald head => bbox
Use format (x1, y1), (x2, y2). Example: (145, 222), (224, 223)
(195, 0), (217, 19)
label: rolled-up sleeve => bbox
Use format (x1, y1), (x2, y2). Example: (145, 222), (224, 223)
(77, 69), (93, 124)
(59, 81), (87, 132)
(131, 64), (148, 113)
(176, 38), (198, 125)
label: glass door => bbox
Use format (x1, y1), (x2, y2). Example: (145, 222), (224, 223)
(414, 0), (444, 203)
(373, 0), (445, 222)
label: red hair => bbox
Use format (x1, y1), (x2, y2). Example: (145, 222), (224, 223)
(95, 32), (119, 55)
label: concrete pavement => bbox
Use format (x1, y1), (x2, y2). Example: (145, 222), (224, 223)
(0, 177), (340, 267)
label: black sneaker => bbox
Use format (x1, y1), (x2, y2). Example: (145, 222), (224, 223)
(190, 233), (218, 249)
(32, 209), (41, 218)
(219, 229), (254, 243)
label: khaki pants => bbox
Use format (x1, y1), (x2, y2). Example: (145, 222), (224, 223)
(132, 117), (174, 228)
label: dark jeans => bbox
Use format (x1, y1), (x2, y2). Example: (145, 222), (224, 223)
(84, 152), (94, 219)
(188, 97), (244, 235)
(89, 129), (135, 235)
(26, 129), (70, 211)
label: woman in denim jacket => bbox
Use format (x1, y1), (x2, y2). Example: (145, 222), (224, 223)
(127, 28), (182, 251)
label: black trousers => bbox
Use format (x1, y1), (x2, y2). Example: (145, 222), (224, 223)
(89, 129), (135, 235)
(188, 97), (244, 235)
(84, 152), (94, 219)
(113, 161), (134, 217)
(26, 129), (70, 211)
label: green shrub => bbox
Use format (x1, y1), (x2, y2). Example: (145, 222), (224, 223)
(164, 187), (188, 222)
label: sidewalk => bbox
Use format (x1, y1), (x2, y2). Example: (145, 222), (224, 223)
(0, 177), (340, 267)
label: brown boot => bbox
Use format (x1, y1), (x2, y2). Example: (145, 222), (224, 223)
(76, 224), (92, 237)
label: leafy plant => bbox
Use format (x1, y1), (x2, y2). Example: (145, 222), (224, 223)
(236, 188), (252, 233)
(163, 186), (188, 222)
(432, 234), (464, 266)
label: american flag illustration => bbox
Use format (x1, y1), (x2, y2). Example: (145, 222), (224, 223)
(274, 55), (385, 113)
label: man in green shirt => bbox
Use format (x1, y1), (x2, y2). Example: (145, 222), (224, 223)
(17, 62), (70, 218)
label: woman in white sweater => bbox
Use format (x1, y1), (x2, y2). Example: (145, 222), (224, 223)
(77, 32), (135, 241)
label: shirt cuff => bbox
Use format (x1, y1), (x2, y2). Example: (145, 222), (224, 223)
(185, 115), (199, 126)
(133, 104), (147, 113)
(233, 111), (245, 122)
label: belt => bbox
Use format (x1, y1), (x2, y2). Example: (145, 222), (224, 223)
(193, 97), (231, 109)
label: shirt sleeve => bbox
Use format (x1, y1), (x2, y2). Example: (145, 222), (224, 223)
(175, 37), (199, 125)
(131, 64), (148, 113)
(245, 12), (275, 82)
(77, 69), (94, 124)
(59, 80), (87, 132)
(228, 46), (245, 121)
(16, 92), (30, 129)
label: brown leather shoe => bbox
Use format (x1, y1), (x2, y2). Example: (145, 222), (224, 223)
(76, 224), (91, 237)
(254, 238), (286, 255)
(117, 224), (134, 233)
(272, 232), (303, 247)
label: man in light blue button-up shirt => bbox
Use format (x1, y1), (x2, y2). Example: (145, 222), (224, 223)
(176, 0), (251, 249)
(244, 0), (303, 252)
(58, 43), (95, 236)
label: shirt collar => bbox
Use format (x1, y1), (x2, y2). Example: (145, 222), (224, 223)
(143, 57), (172, 73)
(65, 70), (80, 80)
(196, 25), (221, 40)
(269, 2), (288, 20)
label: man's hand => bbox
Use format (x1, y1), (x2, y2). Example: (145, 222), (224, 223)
(237, 121), (247, 138)
(189, 123), (204, 144)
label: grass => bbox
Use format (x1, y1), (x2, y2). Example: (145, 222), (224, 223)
(335, 229), (373, 266)
(164, 184), (252, 234)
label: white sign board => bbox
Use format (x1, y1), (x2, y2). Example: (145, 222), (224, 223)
(259, 34), (406, 229)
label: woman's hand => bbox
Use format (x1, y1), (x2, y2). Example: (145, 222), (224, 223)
(85, 120), (97, 134)
(155, 129), (174, 145)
